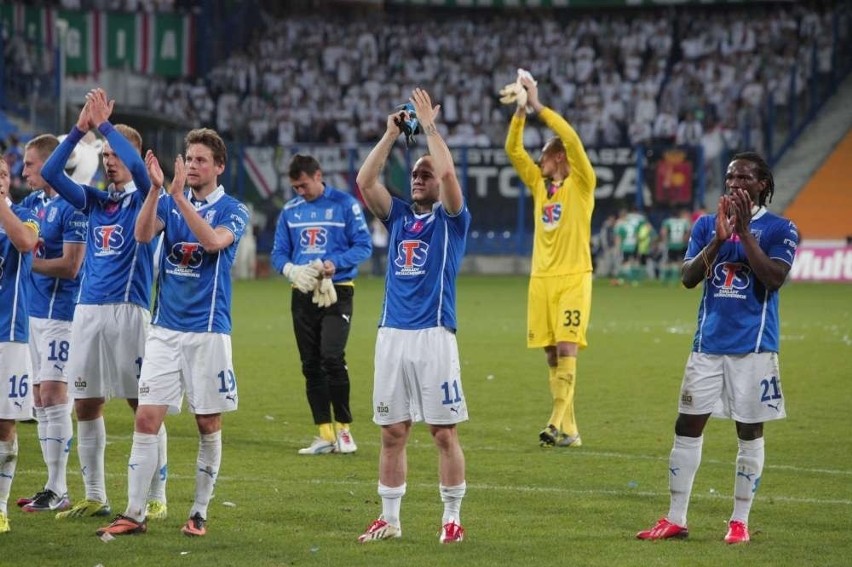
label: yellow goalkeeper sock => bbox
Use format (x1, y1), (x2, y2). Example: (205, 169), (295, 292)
(547, 357), (576, 432)
(558, 357), (578, 436)
(318, 423), (335, 443)
(335, 422), (350, 434)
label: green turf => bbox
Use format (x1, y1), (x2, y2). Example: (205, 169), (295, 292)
(7, 277), (852, 566)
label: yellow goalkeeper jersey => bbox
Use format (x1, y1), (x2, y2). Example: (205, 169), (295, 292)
(505, 108), (596, 277)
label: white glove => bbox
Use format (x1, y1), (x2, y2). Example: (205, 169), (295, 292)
(507, 68), (538, 113)
(311, 277), (338, 308)
(282, 262), (320, 293)
(517, 67), (536, 85)
(499, 82), (527, 107)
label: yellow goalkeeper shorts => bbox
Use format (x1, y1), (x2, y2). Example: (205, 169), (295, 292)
(527, 272), (592, 349)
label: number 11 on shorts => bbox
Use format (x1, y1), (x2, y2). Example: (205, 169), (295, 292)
(440, 380), (462, 405)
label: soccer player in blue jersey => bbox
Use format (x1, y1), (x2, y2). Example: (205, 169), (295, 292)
(41, 89), (169, 521)
(15, 134), (86, 513)
(0, 156), (40, 533)
(97, 128), (250, 538)
(271, 154), (372, 455)
(637, 152), (799, 545)
(355, 88), (470, 544)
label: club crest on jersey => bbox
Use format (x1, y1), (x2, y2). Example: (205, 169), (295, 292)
(394, 239), (428, 276)
(299, 227), (327, 253)
(94, 225), (125, 256)
(0, 255), (5, 283)
(541, 203), (562, 230)
(166, 242), (204, 277)
(711, 262), (750, 299)
(47, 207), (58, 223)
(404, 218), (425, 234)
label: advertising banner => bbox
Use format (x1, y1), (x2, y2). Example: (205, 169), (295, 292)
(789, 243), (852, 283)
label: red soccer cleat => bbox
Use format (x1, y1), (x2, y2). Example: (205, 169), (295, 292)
(636, 517), (689, 540)
(439, 520), (465, 543)
(724, 520), (750, 544)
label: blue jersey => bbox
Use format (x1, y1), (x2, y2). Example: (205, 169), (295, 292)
(379, 197), (471, 331)
(685, 208), (799, 354)
(152, 186), (250, 333)
(42, 124), (155, 309)
(270, 185), (372, 283)
(27, 191), (87, 320)
(0, 202), (39, 342)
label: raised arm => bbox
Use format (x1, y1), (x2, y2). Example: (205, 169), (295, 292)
(135, 150), (166, 244)
(169, 157), (235, 253)
(524, 77), (596, 189)
(41, 101), (93, 210)
(410, 88), (463, 215)
(88, 88), (152, 197)
(355, 114), (400, 220)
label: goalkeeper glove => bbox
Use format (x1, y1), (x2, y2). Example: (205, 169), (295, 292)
(311, 277), (338, 308)
(499, 82), (527, 108)
(282, 262), (320, 293)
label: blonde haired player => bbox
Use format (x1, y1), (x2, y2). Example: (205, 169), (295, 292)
(503, 69), (596, 448)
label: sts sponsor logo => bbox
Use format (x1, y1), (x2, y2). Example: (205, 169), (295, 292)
(394, 240), (428, 276)
(299, 227), (328, 253)
(711, 262), (750, 299)
(94, 225), (125, 256)
(165, 242), (204, 277)
(541, 203), (562, 230)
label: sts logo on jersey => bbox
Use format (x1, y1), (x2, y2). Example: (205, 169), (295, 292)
(394, 240), (428, 276)
(165, 242), (204, 277)
(94, 225), (125, 256)
(299, 227), (328, 253)
(711, 262), (750, 299)
(541, 203), (562, 231)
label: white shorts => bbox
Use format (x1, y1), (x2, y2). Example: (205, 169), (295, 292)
(29, 317), (73, 385)
(0, 342), (34, 420)
(67, 303), (150, 400)
(138, 325), (238, 416)
(678, 352), (786, 423)
(372, 327), (468, 426)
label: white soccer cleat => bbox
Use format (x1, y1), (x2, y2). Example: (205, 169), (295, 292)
(358, 517), (402, 543)
(297, 437), (335, 455)
(336, 429), (357, 454)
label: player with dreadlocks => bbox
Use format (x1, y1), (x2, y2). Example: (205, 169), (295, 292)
(637, 151), (798, 544)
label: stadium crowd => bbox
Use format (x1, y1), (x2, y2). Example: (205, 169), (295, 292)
(139, 2), (848, 161)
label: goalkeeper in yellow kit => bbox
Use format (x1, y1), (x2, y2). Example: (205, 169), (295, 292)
(503, 71), (596, 448)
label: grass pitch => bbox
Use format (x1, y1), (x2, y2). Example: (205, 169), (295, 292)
(7, 276), (852, 566)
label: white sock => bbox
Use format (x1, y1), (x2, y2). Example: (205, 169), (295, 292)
(36, 406), (49, 470)
(77, 417), (107, 502)
(44, 403), (73, 496)
(191, 431), (222, 520)
(667, 435), (703, 527)
(378, 482), (406, 528)
(440, 482), (466, 524)
(0, 438), (18, 514)
(147, 423), (168, 503)
(125, 432), (159, 522)
(731, 437), (765, 524)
